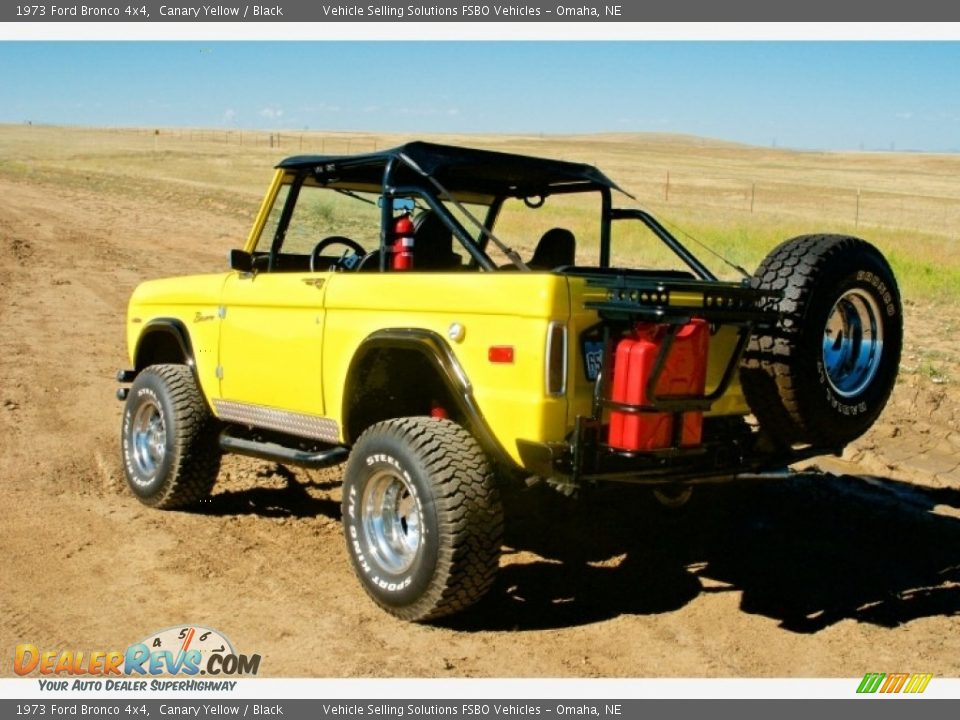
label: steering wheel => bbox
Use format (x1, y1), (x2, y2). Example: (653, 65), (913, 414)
(310, 236), (365, 272)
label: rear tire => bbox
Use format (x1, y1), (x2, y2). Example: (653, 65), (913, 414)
(342, 417), (503, 622)
(740, 235), (902, 448)
(121, 364), (221, 508)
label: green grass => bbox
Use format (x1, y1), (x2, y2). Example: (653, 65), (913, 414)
(882, 246), (960, 302)
(625, 208), (960, 301)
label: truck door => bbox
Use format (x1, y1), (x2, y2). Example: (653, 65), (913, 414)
(217, 270), (327, 416)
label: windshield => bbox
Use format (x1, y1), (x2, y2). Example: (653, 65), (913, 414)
(254, 184), (382, 257)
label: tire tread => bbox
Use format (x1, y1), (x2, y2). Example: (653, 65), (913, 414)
(741, 234), (901, 447)
(345, 417), (503, 622)
(124, 364), (220, 509)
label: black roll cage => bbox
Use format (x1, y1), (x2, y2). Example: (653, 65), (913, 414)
(268, 141), (726, 280)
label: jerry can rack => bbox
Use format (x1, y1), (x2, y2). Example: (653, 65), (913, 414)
(566, 272), (782, 485)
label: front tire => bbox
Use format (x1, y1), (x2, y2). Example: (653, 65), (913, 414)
(121, 364), (221, 508)
(741, 235), (902, 448)
(342, 417), (503, 622)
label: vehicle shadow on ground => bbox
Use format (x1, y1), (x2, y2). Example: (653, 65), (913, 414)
(445, 472), (960, 633)
(192, 464), (342, 521)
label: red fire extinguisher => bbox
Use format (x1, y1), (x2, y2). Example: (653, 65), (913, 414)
(391, 212), (414, 270)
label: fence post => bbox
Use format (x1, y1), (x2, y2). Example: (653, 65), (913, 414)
(750, 182), (755, 213)
(664, 171), (670, 202)
(855, 187), (861, 229)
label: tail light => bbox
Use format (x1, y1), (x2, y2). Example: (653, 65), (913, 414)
(545, 321), (567, 396)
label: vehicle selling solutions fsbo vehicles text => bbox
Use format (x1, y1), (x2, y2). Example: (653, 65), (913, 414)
(321, 4), (540, 17)
(320, 5), (614, 18)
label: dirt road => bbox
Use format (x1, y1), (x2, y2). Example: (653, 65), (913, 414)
(1, 174), (959, 678)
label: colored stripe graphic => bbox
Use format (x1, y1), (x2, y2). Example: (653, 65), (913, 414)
(857, 672), (931, 694)
(881, 672), (910, 693)
(857, 673), (885, 693)
(904, 674), (933, 694)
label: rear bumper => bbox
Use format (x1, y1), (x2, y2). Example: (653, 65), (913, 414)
(517, 419), (840, 487)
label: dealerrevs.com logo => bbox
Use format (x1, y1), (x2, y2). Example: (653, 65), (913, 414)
(857, 673), (933, 695)
(14, 626), (261, 690)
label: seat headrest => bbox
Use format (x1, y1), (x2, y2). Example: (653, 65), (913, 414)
(530, 227), (576, 269)
(412, 211), (459, 270)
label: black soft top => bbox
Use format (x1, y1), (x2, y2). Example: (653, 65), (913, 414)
(277, 141), (621, 199)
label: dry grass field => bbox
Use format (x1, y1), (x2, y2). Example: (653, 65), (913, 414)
(5, 124), (959, 294)
(1, 124), (959, 678)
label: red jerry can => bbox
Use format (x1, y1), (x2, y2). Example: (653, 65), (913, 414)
(608, 319), (709, 451)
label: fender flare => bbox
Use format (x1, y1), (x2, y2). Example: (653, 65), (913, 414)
(133, 318), (196, 371)
(343, 328), (516, 470)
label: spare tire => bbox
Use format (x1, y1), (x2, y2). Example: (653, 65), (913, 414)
(740, 234), (902, 448)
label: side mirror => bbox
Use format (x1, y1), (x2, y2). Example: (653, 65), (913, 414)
(229, 249), (253, 273)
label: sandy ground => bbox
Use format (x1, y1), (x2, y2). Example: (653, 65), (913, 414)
(1, 174), (959, 678)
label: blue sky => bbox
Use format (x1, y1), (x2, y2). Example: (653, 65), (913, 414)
(2, 41), (959, 152)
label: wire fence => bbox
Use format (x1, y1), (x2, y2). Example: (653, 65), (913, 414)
(635, 172), (960, 238)
(126, 126), (386, 154)
(103, 127), (960, 239)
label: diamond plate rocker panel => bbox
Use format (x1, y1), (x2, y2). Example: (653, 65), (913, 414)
(214, 400), (340, 444)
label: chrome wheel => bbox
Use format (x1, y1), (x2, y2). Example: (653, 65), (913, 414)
(121, 365), (221, 508)
(361, 469), (422, 574)
(822, 288), (884, 398)
(342, 417), (503, 621)
(131, 400), (166, 479)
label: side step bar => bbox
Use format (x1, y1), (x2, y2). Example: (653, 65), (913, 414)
(219, 432), (349, 469)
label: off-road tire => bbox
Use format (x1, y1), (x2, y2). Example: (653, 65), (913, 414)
(341, 417), (503, 622)
(740, 234), (902, 448)
(121, 364), (221, 508)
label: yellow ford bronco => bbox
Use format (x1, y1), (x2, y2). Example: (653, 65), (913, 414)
(117, 142), (902, 621)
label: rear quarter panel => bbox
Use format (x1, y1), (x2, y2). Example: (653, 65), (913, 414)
(323, 272), (571, 464)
